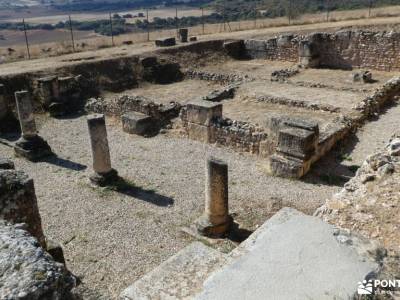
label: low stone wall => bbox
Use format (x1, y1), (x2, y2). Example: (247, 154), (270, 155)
(268, 76), (400, 178)
(179, 101), (268, 155)
(0, 169), (46, 248)
(185, 69), (253, 85)
(86, 95), (181, 126)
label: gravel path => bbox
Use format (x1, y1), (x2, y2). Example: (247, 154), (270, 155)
(0, 115), (339, 299)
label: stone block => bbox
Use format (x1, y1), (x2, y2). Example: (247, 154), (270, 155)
(0, 170), (46, 247)
(122, 112), (154, 136)
(277, 127), (317, 159)
(186, 100), (222, 126)
(187, 122), (215, 143)
(155, 37), (176, 47)
(189, 36), (197, 42)
(120, 242), (227, 300)
(268, 154), (307, 178)
(203, 85), (236, 102)
(0, 222), (75, 299)
(37, 76), (59, 106)
(178, 28), (188, 43)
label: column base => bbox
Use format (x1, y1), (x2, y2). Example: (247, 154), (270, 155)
(14, 135), (53, 162)
(195, 214), (233, 238)
(89, 168), (119, 187)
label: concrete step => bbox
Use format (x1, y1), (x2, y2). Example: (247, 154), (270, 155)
(196, 208), (381, 300)
(120, 242), (229, 300)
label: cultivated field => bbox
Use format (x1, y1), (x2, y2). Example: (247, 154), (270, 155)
(1, 5), (400, 63)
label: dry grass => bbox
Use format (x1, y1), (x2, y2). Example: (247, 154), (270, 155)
(1, 5), (400, 63)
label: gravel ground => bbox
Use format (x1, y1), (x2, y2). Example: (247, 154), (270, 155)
(0, 115), (340, 299)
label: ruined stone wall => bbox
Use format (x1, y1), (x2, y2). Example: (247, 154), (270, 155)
(86, 95), (181, 126)
(244, 35), (299, 62)
(244, 31), (400, 71)
(314, 31), (400, 71)
(179, 106), (268, 155)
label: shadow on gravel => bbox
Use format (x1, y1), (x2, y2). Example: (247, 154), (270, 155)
(107, 177), (174, 207)
(40, 155), (87, 171)
(227, 222), (253, 243)
(303, 134), (360, 187)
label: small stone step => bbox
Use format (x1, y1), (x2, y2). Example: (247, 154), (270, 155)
(122, 112), (154, 136)
(120, 242), (228, 300)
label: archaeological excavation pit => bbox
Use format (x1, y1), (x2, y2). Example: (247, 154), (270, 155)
(1, 29), (400, 298)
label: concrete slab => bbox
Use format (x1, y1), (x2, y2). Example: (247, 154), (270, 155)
(120, 242), (228, 300)
(196, 208), (380, 300)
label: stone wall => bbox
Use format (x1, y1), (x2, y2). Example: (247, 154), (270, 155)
(244, 35), (299, 62)
(244, 31), (400, 71)
(179, 101), (268, 155)
(86, 95), (181, 126)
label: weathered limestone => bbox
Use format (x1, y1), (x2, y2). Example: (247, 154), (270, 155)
(196, 208), (381, 299)
(186, 100), (222, 143)
(268, 118), (319, 178)
(0, 221), (75, 299)
(122, 112), (154, 136)
(196, 157), (232, 237)
(37, 76), (59, 107)
(87, 114), (118, 186)
(0, 169), (46, 248)
(13, 91), (53, 161)
(155, 37), (176, 47)
(178, 28), (188, 43)
(298, 40), (320, 68)
(120, 242), (228, 300)
(0, 84), (7, 120)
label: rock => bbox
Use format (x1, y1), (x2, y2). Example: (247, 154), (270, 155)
(0, 221), (75, 299)
(189, 36), (197, 42)
(387, 138), (400, 156)
(0, 158), (14, 170)
(155, 37), (176, 47)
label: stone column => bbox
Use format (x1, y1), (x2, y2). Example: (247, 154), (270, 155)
(196, 157), (232, 237)
(0, 169), (46, 248)
(178, 28), (188, 43)
(87, 114), (118, 186)
(14, 91), (53, 161)
(15, 91), (37, 138)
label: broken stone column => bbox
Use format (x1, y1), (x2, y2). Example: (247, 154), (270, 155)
(196, 157), (232, 237)
(185, 100), (222, 143)
(13, 91), (53, 161)
(178, 28), (188, 43)
(0, 84), (7, 120)
(87, 114), (118, 186)
(0, 169), (46, 248)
